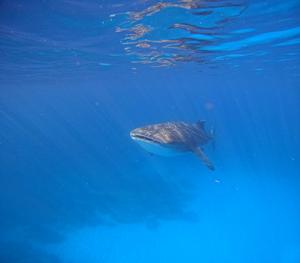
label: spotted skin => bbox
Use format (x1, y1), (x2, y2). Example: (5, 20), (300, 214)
(130, 121), (215, 170)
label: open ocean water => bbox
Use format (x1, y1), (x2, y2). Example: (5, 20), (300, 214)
(0, 0), (300, 262)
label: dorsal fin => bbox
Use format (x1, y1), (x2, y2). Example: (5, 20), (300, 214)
(196, 120), (206, 129)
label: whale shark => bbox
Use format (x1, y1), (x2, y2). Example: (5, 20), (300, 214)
(130, 120), (215, 170)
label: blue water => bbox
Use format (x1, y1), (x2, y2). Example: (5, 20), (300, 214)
(0, 1), (300, 262)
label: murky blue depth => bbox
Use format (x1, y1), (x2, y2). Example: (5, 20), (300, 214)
(0, 1), (300, 262)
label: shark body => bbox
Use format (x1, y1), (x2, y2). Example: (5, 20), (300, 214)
(130, 121), (215, 170)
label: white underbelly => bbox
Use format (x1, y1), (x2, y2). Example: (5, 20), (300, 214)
(135, 140), (186, 157)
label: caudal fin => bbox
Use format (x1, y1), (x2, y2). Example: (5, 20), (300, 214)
(193, 147), (215, 171)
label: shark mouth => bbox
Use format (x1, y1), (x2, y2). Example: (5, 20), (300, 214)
(130, 132), (159, 144)
(131, 134), (155, 142)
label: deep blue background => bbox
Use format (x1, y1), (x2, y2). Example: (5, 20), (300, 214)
(0, 1), (300, 262)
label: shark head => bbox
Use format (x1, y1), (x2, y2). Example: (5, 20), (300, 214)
(130, 127), (158, 144)
(130, 125), (179, 156)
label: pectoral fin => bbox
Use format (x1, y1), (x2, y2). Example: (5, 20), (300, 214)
(193, 147), (215, 171)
